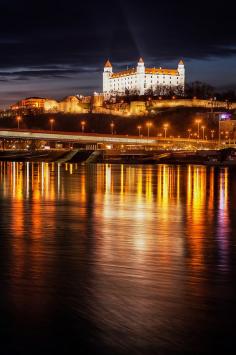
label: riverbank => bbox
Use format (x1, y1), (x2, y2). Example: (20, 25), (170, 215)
(1, 148), (236, 166)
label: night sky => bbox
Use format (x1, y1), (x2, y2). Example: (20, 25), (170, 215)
(0, 0), (235, 108)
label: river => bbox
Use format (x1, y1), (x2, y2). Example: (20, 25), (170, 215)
(0, 162), (236, 354)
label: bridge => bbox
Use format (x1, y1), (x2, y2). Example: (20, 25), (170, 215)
(0, 128), (223, 149)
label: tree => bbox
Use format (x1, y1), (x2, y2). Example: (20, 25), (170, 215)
(185, 81), (214, 99)
(214, 89), (236, 101)
(154, 84), (164, 97)
(125, 88), (130, 97)
(144, 87), (155, 97)
(174, 84), (184, 96)
(153, 85), (176, 98)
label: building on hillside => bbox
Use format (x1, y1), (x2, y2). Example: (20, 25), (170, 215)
(10, 97), (47, 112)
(103, 58), (185, 98)
(58, 96), (88, 113)
(219, 113), (236, 138)
(44, 99), (60, 112)
(130, 101), (147, 115)
(9, 95), (91, 115)
(78, 95), (92, 104)
(10, 97), (60, 114)
(92, 92), (104, 108)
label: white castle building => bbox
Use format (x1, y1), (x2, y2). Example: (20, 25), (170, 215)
(103, 58), (185, 97)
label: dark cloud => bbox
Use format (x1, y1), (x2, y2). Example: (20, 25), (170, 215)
(0, 0), (235, 107)
(0, 0), (235, 66)
(0, 67), (100, 82)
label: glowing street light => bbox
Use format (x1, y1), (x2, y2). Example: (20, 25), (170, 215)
(110, 122), (115, 135)
(146, 122), (152, 138)
(50, 118), (55, 131)
(195, 119), (202, 138)
(81, 120), (86, 133)
(187, 128), (192, 139)
(163, 123), (169, 139)
(16, 115), (21, 129)
(201, 125), (205, 140)
(146, 122), (152, 137)
(137, 125), (142, 136)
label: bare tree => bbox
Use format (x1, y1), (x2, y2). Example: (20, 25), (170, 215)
(144, 87), (155, 97)
(185, 81), (214, 99)
(174, 84), (184, 96)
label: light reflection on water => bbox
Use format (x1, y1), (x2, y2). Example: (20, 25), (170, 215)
(0, 162), (236, 354)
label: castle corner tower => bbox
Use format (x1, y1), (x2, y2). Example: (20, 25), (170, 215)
(103, 60), (113, 96)
(136, 57), (145, 95)
(178, 59), (185, 94)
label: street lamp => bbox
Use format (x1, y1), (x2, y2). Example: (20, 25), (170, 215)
(146, 122), (152, 137)
(16, 115), (21, 129)
(211, 130), (215, 140)
(163, 123), (169, 139)
(50, 118), (55, 131)
(137, 125), (141, 136)
(201, 126), (205, 140)
(195, 119), (202, 138)
(218, 115), (222, 147)
(110, 122), (115, 135)
(187, 128), (192, 139)
(81, 120), (86, 133)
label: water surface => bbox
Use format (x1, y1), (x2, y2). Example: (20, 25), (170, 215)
(0, 162), (236, 354)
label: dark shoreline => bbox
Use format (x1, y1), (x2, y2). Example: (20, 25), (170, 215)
(1, 148), (236, 167)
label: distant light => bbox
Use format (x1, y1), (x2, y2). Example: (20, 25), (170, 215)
(220, 113), (231, 121)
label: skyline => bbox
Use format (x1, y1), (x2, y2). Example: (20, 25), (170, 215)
(0, 0), (235, 108)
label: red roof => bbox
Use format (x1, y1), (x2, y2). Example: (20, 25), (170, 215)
(104, 59), (112, 68)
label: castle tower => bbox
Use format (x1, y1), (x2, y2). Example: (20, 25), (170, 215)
(103, 59), (112, 96)
(136, 57), (145, 95)
(178, 59), (185, 94)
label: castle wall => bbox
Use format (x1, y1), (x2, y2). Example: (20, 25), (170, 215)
(150, 98), (235, 109)
(130, 101), (147, 115)
(44, 99), (59, 112)
(92, 94), (104, 108)
(93, 107), (129, 116)
(59, 96), (88, 113)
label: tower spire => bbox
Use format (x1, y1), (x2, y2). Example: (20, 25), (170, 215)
(104, 59), (112, 68)
(138, 57), (144, 64)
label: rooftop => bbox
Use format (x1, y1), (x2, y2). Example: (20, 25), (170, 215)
(104, 59), (112, 68)
(110, 67), (179, 78)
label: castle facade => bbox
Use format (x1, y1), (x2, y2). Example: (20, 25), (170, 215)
(103, 58), (185, 97)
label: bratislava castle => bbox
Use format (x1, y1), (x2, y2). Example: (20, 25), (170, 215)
(103, 57), (185, 97)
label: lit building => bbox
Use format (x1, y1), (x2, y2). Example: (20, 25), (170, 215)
(58, 96), (88, 113)
(9, 95), (91, 115)
(103, 58), (185, 97)
(219, 113), (236, 138)
(44, 99), (59, 112)
(11, 97), (47, 111)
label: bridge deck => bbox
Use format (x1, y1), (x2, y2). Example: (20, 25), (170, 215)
(0, 128), (218, 145)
